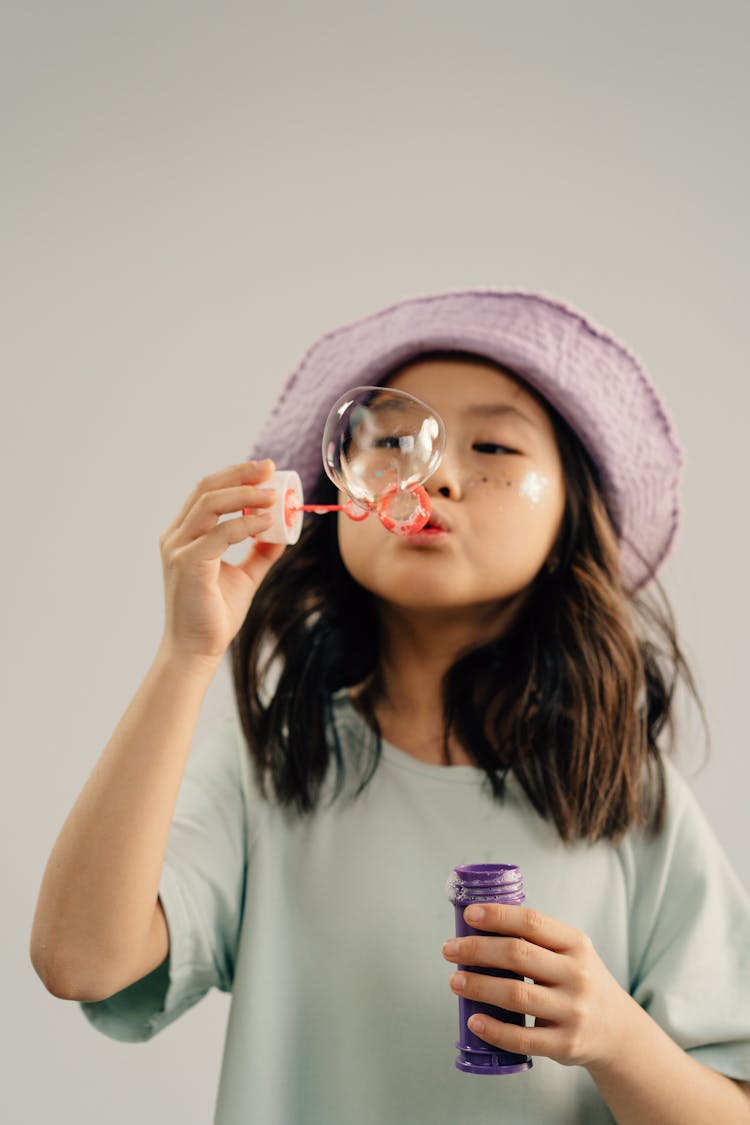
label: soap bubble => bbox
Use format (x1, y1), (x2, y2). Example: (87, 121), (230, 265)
(322, 386), (446, 508)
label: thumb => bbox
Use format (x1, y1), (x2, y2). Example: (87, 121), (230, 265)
(238, 540), (287, 587)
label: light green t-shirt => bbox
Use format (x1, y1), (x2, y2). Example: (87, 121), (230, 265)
(81, 689), (750, 1124)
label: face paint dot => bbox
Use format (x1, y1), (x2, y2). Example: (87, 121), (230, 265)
(519, 471), (550, 505)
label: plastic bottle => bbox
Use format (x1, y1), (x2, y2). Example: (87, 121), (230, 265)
(446, 863), (533, 1075)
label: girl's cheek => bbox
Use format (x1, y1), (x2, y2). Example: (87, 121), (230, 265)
(473, 471), (565, 548)
(518, 470), (554, 507)
(466, 470), (556, 508)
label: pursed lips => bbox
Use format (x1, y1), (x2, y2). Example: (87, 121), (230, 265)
(424, 509), (452, 533)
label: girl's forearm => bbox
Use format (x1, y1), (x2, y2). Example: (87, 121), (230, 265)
(586, 992), (750, 1123)
(29, 641), (220, 1001)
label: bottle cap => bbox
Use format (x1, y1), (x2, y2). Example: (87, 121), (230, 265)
(254, 470), (304, 545)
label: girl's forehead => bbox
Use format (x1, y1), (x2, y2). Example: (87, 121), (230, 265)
(383, 355), (550, 427)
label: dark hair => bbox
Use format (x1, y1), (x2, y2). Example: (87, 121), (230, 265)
(231, 357), (708, 844)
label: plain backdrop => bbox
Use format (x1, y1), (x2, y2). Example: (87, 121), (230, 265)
(4, 1), (748, 1122)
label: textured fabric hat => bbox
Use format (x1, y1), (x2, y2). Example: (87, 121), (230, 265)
(250, 289), (683, 593)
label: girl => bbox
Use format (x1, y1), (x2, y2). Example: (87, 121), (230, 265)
(31, 290), (750, 1123)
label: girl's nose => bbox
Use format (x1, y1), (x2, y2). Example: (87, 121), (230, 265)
(424, 450), (463, 500)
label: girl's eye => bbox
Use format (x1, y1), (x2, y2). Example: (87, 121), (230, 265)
(473, 442), (519, 455)
(373, 435), (414, 451)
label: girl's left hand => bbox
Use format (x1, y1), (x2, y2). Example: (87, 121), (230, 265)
(442, 904), (631, 1070)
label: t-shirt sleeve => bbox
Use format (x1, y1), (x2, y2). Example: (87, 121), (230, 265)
(626, 760), (750, 1081)
(80, 711), (254, 1042)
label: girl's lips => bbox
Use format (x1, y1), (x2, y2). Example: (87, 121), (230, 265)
(401, 525), (450, 546)
(423, 509), (452, 533)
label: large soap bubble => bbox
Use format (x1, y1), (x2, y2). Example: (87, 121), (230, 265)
(322, 386), (446, 534)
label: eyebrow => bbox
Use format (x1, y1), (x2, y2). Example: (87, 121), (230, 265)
(462, 403), (537, 428)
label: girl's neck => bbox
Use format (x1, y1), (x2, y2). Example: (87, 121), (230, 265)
(351, 600), (524, 767)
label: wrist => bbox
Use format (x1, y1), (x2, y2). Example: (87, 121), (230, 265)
(585, 988), (644, 1081)
(154, 638), (225, 683)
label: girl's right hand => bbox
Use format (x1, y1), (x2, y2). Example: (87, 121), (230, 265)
(159, 459), (285, 663)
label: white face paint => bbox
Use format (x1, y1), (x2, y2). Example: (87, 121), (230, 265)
(519, 470), (551, 505)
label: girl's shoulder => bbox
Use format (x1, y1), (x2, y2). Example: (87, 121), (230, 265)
(657, 755), (704, 830)
(621, 754), (744, 903)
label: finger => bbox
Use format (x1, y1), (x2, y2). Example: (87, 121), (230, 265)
(443, 935), (566, 985)
(462, 903), (582, 954)
(173, 509), (275, 564)
(168, 483), (278, 550)
(464, 1012), (559, 1061)
(164, 460), (275, 539)
(448, 968), (565, 1023)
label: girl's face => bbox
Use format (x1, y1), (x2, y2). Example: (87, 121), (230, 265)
(337, 356), (566, 616)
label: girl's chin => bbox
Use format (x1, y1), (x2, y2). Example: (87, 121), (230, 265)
(372, 588), (501, 614)
(365, 574), (535, 616)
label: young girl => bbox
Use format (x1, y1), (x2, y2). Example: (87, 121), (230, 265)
(31, 290), (750, 1123)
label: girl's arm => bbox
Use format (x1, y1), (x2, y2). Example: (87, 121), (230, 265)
(30, 460), (283, 1002)
(30, 643), (221, 1001)
(443, 903), (750, 1124)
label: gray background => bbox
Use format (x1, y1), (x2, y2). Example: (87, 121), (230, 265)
(4, 1), (748, 1122)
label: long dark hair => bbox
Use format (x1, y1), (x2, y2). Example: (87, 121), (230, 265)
(231, 360), (707, 844)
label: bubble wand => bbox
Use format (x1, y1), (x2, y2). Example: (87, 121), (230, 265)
(243, 386), (446, 544)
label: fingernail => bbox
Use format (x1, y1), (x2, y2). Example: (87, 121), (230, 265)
(468, 1015), (485, 1033)
(442, 939), (459, 957)
(466, 905), (484, 924)
(450, 973), (467, 992)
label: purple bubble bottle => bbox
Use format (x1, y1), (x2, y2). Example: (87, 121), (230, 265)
(446, 863), (533, 1075)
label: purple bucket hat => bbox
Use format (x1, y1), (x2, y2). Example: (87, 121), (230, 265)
(250, 289), (683, 594)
